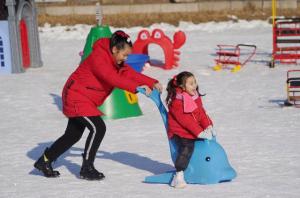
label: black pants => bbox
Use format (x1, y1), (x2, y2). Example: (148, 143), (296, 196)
(45, 116), (106, 164)
(173, 135), (195, 172)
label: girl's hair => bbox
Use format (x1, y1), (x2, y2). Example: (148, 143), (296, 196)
(166, 71), (204, 105)
(110, 30), (132, 51)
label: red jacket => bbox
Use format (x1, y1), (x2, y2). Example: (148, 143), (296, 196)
(167, 90), (213, 139)
(62, 38), (158, 117)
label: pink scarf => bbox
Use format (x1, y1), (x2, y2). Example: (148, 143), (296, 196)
(176, 92), (199, 113)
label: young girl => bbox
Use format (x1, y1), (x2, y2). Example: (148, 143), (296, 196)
(34, 30), (162, 180)
(166, 71), (216, 188)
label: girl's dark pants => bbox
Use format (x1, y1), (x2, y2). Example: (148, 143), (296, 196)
(173, 135), (195, 172)
(45, 116), (106, 163)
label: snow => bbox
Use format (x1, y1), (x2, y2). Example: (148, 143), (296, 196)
(0, 20), (299, 198)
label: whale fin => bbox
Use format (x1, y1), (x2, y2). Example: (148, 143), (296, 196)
(144, 171), (175, 184)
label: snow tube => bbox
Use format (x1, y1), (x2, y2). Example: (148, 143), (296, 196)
(137, 88), (237, 185)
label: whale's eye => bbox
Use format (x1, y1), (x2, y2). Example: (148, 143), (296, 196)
(205, 157), (211, 162)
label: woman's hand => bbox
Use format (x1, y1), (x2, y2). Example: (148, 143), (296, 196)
(153, 82), (163, 93)
(139, 85), (152, 96)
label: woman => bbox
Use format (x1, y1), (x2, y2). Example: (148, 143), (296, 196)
(34, 30), (162, 180)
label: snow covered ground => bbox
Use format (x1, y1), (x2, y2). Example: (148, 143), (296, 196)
(0, 20), (299, 198)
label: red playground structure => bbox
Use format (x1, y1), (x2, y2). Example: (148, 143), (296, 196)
(284, 70), (300, 107)
(213, 44), (256, 73)
(270, 18), (300, 67)
(133, 29), (186, 70)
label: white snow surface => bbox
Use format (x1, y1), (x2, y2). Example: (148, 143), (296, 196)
(0, 20), (299, 198)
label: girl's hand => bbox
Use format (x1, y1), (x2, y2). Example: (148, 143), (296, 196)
(153, 82), (163, 93)
(206, 126), (217, 137)
(139, 85), (152, 96)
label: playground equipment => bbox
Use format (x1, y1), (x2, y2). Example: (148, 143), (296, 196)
(81, 3), (111, 62)
(270, 18), (300, 67)
(270, 0), (300, 67)
(137, 88), (237, 185)
(213, 44), (257, 73)
(284, 70), (300, 107)
(126, 54), (149, 73)
(0, 0), (42, 74)
(133, 29), (186, 70)
(80, 3), (146, 119)
(0, 21), (12, 74)
(99, 54), (149, 119)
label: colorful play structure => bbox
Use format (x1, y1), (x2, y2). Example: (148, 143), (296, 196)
(0, 0), (42, 74)
(269, 0), (300, 67)
(98, 54), (149, 119)
(212, 44), (257, 73)
(133, 29), (186, 70)
(81, 3), (187, 119)
(81, 3), (146, 119)
(137, 88), (237, 185)
(284, 70), (300, 107)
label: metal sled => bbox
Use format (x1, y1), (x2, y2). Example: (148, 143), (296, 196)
(284, 70), (300, 107)
(213, 44), (256, 72)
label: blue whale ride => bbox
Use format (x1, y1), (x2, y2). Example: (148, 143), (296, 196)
(137, 88), (237, 185)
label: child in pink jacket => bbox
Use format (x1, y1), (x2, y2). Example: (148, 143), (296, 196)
(166, 71), (216, 188)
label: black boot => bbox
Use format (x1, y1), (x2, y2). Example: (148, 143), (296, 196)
(80, 154), (105, 180)
(34, 148), (60, 178)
